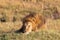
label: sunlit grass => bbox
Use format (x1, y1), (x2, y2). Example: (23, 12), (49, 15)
(0, 0), (60, 40)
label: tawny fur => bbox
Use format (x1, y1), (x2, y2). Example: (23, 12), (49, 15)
(21, 13), (46, 34)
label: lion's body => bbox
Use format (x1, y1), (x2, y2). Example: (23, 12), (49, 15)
(21, 13), (46, 34)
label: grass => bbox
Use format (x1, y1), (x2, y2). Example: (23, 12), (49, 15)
(0, 0), (60, 40)
(0, 30), (60, 40)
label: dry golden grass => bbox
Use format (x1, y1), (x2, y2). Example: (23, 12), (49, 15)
(0, 0), (60, 40)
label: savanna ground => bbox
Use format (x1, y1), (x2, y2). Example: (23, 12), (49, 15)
(0, 0), (60, 40)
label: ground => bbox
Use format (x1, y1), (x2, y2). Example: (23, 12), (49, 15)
(0, 0), (60, 40)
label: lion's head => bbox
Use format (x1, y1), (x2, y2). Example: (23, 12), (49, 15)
(21, 21), (33, 34)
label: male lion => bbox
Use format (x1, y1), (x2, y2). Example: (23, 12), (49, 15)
(20, 12), (46, 34)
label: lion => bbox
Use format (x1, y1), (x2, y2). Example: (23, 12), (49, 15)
(20, 12), (46, 34)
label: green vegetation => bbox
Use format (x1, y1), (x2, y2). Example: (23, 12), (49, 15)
(0, 30), (60, 40)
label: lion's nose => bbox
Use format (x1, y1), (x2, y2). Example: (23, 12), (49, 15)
(22, 31), (26, 33)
